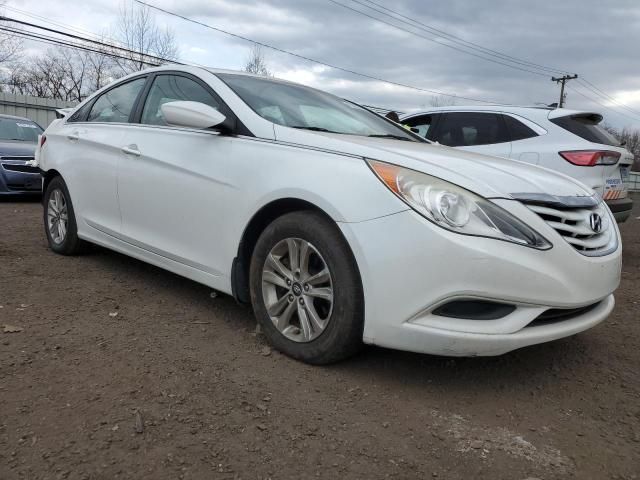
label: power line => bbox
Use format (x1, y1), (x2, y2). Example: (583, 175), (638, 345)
(8, 2), (638, 120)
(0, 26), (161, 66)
(335, 0), (640, 116)
(132, 0), (510, 105)
(3, 5), (120, 45)
(356, 0), (569, 75)
(336, 0), (640, 118)
(565, 84), (640, 123)
(0, 16), (179, 66)
(326, 0), (551, 78)
(577, 78), (640, 118)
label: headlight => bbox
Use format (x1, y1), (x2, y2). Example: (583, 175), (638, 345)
(368, 160), (552, 250)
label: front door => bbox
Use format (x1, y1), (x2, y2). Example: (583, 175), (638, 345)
(117, 73), (236, 277)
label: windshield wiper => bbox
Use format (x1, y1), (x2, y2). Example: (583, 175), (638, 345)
(291, 126), (341, 133)
(367, 134), (412, 141)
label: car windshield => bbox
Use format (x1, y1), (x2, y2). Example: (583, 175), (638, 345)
(0, 118), (43, 142)
(217, 73), (419, 141)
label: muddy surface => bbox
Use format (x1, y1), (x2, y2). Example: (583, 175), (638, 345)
(1, 198), (639, 479)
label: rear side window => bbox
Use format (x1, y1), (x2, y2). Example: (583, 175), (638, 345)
(141, 75), (221, 126)
(67, 102), (93, 123)
(86, 78), (146, 123)
(550, 114), (620, 146)
(435, 112), (509, 147)
(404, 114), (434, 139)
(503, 115), (538, 141)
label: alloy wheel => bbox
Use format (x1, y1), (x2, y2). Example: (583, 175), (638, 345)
(261, 238), (334, 342)
(47, 188), (68, 245)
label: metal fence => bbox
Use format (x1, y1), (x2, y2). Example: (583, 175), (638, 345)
(626, 171), (640, 192)
(0, 93), (77, 128)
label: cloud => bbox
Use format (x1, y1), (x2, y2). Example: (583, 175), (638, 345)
(8, 0), (640, 127)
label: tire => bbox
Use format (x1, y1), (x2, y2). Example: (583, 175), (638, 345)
(249, 210), (364, 364)
(43, 176), (88, 255)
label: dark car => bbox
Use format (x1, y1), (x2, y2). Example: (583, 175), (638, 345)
(0, 114), (44, 196)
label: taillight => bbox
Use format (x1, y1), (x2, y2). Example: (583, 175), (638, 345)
(39, 135), (47, 148)
(559, 150), (620, 166)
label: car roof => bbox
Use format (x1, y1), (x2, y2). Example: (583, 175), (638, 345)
(400, 105), (601, 122)
(0, 113), (35, 122)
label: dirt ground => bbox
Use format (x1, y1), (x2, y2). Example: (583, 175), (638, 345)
(1, 197), (639, 480)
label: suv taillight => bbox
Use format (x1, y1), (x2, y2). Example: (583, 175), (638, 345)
(559, 150), (621, 166)
(39, 135), (47, 148)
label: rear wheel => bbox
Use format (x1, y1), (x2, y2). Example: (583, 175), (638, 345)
(43, 176), (88, 255)
(249, 211), (364, 364)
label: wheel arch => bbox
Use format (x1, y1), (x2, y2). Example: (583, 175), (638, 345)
(42, 169), (62, 202)
(231, 197), (359, 304)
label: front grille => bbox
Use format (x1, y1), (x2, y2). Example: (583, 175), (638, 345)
(2, 163), (39, 173)
(1, 156), (39, 175)
(0, 155), (35, 161)
(526, 301), (601, 327)
(526, 203), (616, 256)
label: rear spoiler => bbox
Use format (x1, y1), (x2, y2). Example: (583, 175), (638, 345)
(547, 109), (603, 123)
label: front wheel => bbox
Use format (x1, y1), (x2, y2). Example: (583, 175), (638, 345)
(249, 211), (364, 364)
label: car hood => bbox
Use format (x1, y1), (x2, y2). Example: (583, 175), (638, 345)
(0, 140), (37, 157)
(273, 126), (595, 199)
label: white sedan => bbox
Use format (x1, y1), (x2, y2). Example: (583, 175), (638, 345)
(37, 66), (621, 364)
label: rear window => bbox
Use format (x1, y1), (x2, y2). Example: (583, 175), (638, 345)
(550, 114), (620, 147)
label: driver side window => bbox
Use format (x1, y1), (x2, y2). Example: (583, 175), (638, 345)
(141, 75), (221, 126)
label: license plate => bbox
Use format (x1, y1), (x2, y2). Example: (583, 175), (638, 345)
(603, 172), (628, 200)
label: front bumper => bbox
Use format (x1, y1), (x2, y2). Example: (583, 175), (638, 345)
(606, 197), (633, 223)
(339, 201), (621, 357)
(0, 160), (42, 195)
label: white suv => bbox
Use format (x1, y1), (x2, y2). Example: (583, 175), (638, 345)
(400, 106), (634, 222)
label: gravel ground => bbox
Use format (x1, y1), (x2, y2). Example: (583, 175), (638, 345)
(1, 197), (639, 480)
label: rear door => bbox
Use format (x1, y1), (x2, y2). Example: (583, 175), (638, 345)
(431, 112), (512, 158)
(503, 114), (545, 165)
(54, 76), (147, 234)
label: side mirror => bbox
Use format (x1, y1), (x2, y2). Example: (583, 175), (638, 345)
(161, 101), (227, 130)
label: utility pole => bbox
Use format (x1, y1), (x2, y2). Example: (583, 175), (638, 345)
(551, 74), (578, 108)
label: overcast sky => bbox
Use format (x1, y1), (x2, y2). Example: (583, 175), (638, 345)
(7, 0), (640, 128)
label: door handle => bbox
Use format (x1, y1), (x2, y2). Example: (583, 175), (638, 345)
(121, 144), (141, 157)
(67, 131), (80, 141)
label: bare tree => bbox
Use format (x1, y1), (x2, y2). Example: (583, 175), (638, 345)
(114, 1), (179, 73)
(429, 95), (457, 107)
(244, 45), (272, 77)
(3, 45), (122, 102)
(84, 41), (121, 92)
(604, 124), (640, 171)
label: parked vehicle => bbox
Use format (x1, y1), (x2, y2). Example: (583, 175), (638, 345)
(37, 66), (621, 364)
(400, 106), (634, 222)
(0, 114), (43, 196)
